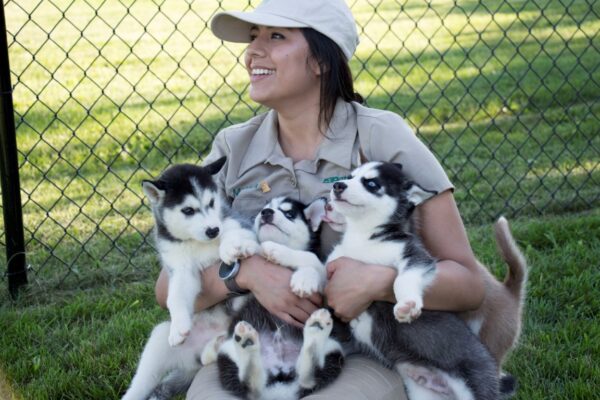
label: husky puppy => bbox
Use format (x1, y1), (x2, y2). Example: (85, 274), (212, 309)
(328, 161), (500, 400)
(462, 217), (527, 384)
(324, 190), (528, 380)
(201, 197), (346, 400)
(122, 157), (259, 400)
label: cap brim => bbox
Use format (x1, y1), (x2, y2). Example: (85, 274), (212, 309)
(211, 11), (309, 43)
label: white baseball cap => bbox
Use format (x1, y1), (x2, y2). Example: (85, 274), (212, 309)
(211, 0), (359, 60)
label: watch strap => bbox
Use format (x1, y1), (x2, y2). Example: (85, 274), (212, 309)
(220, 261), (249, 296)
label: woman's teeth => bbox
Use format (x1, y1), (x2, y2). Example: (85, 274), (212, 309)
(252, 68), (274, 75)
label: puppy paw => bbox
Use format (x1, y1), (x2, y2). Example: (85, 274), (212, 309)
(234, 321), (260, 351)
(304, 309), (333, 338)
(402, 365), (451, 395)
(393, 299), (422, 323)
(200, 332), (227, 365)
(220, 238), (260, 264)
(168, 318), (192, 347)
(290, 268), (322, 297)
(260, 241), (287, 264)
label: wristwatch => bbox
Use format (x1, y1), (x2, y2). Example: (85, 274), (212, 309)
(218, 260), (249, 296)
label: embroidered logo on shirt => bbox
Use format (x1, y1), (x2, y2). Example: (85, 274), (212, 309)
(322, 175), (352, 184)
(232, 184), (259, 197)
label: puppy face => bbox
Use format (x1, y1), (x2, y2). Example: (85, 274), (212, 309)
(159, 188), (224, 242)
(254, 197), (326, 251)
(330, 162), (436, 224)
(143, 158), (226, 242)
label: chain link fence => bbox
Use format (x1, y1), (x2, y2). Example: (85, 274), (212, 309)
(1, 0), (599, 292)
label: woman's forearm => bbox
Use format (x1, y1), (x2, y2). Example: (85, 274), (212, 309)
(154, 263), (230, 312)
(423, 259), (484, 311)
(371, 259), (484, 312)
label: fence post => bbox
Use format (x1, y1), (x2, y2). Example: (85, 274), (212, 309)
(0, 3), (27, 298)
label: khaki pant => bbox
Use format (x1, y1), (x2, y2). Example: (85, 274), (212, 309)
(186, 355), (407, 400)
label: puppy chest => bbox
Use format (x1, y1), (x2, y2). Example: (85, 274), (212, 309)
(339, 236), (406, 267)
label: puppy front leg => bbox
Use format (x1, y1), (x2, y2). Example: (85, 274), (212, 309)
(261, 241), (326, 297)
(167, 268), (200, 346)
(392, 264), (436, 323)
(220, 219), (260, 264)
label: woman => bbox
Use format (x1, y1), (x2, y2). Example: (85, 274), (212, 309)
(155, 0), (484, 399)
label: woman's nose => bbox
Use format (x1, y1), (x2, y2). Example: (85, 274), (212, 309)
(246, 37), (266, 58)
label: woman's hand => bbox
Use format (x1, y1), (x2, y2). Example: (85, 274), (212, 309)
(237, 254), (323, 328)
(324, 257), (396, 322)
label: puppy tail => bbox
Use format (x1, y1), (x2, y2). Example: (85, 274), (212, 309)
(494, 217), (528, 302)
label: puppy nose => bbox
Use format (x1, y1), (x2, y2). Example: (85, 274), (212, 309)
(205, 227), (220, 239)
(261, 208), (274, 222)
(333, 182), (347, 196)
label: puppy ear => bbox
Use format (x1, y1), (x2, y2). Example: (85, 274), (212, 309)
(203, 156), (227, 176)
(303, 197), (327, 232)
(393, 163), (404, 171)
(406, 183), (437, 206)
(142, 180), (165, 205)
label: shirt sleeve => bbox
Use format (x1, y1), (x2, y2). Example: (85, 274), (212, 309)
(360, 110), (453, 195)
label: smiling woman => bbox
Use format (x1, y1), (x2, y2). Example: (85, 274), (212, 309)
(152, 0), (489, 399)
(245, 26), (321, 112)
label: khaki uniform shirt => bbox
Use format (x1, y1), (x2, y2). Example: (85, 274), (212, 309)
(204, 100), (453, 253)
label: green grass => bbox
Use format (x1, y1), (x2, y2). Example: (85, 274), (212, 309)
(1, 210), (599, 399)
(0, 0), (599, 398)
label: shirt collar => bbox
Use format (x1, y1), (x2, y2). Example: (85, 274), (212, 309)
(238, 100), (358, 175)
(238, 109), (281, 176)
(315, 100), (358, 170)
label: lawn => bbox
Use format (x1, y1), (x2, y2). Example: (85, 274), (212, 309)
(0, 0), (599, 398)
(1, 210), (599, 399)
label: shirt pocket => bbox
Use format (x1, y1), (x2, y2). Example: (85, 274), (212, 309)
(231, 187), (269, 220)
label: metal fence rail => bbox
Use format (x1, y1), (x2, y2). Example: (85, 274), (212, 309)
(1, 0), (599, 292)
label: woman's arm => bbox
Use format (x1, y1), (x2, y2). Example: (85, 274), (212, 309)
(155, 263), (230, 311)
(155, 255), (323, 328)
(236, 255), (323, 328)
(325, 190), (484, 321)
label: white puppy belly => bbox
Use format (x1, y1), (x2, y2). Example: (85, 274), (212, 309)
(182, 310), (230, 353)
(350, 312), (375, 347)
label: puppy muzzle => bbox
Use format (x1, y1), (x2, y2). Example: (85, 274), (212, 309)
(332, 182), (347, 199)
(260, 208), (275, 224)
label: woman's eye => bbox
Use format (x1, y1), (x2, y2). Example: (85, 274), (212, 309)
(181, 207), (195, 216)
(271, 32), (285, 39)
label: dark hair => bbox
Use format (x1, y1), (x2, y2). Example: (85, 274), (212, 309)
(301, 28), (363, 132)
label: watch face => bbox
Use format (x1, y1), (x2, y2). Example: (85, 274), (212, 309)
(219, 262), (234, 279)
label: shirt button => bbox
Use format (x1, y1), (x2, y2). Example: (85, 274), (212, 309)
(290, 178), (297, 186)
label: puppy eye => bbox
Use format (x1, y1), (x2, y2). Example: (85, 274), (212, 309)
(284, 210), (295, 219)
(362, 178), (381, 192)
(208, 199), (215, 208)
(181, 207), (195, 216)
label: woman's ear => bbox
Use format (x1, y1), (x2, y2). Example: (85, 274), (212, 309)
(308, 56), (325, 77)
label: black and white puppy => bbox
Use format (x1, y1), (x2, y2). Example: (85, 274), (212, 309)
(201, 197), (346, 400)
(328, 161), (500, 400)
(122, 157), (260, 400)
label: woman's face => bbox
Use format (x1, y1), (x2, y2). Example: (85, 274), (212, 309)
(244, 26), (320, 108)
